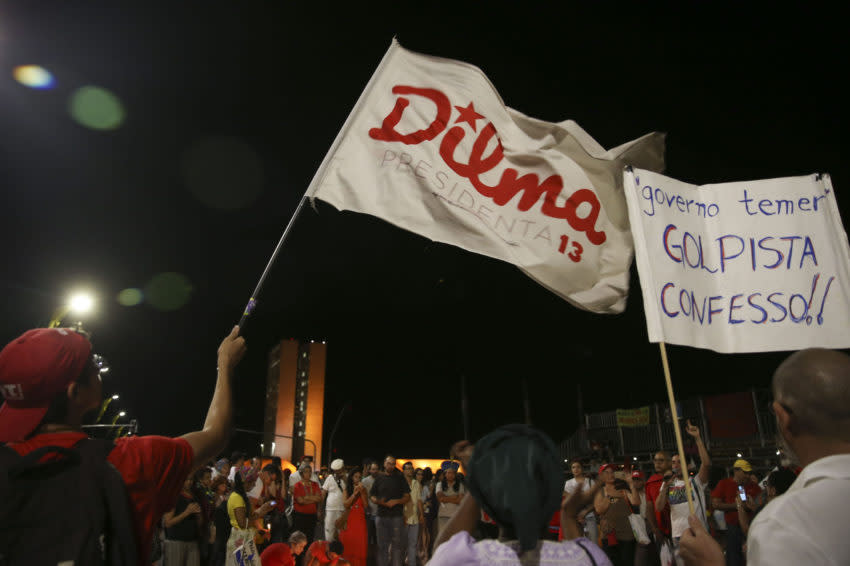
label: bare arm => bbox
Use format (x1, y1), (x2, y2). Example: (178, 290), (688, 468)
(562, 481), (602, 540)
(656, 479), (670, 511)
(432, 492), (479, 550)
(594, 488), (611, 516)
(180, 326), (246, 471)
(736, 494), (751, 535)
(686, 420), (712, 485)
(625, 477), (641, 506)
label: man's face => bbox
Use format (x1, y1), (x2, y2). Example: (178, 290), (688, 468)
(334, 467), (345, 479)
(292, 541), (306, 555)
(384, 457), (397, 474)
(654, 452), (671, 473)
(369, 463), (380, 477)
(302, 467), (312, 481)
(733, 468), (747, 484)
(402, 463), (414, 479)
(633, 477), (645, 490)
(600, 468), (614, 483)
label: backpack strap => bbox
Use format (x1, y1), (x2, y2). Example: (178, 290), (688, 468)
(76, 438), (139, 566)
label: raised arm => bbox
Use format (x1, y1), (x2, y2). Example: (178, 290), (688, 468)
(180, 326), (246, 471)
(685, 420), (712, 484)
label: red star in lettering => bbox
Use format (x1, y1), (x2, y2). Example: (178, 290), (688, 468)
(453, 101), (485, 132)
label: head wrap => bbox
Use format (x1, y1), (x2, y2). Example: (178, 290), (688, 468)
(440, 460), (460, 472)
(467, 424), (562, 552)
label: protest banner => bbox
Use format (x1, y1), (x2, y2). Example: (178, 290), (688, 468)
(616, 406), (650, 427)
(306, 39), (665, 314)
(624, 168), (850, 353)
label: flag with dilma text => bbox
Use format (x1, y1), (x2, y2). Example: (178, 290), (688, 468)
(307, 39), (665, 314)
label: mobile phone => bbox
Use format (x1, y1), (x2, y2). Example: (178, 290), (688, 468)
(737, 485), (747, 502)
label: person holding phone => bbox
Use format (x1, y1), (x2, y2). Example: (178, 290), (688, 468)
(710, 459), (761, 566)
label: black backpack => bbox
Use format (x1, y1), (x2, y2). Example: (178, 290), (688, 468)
(0, 437), (137, 566)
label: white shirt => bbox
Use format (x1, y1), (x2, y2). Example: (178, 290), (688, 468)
(666, 475), (707, 538)
(323, 475), (347, 511)
(436, 481), (465, 518)
(564, 477), (596, 517)
(748, 454), (850, 566)
(247, 480), (263, 500)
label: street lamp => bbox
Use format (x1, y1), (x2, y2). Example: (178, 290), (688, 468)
(48, 291), (95, 328)
(95, 394), (120, 423)
(110, 411), (126, 426)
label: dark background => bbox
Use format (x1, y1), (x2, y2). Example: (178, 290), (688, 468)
(1, 2), (847, 463)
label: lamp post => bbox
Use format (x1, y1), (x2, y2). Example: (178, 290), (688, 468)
(110, 411), (126, 426)
(96, 394), (120, 423)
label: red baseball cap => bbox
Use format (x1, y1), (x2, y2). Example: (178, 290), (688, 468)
(631, 470), (645, 479)
(598, 463), (615, 474)
(0, 328), (92, 443)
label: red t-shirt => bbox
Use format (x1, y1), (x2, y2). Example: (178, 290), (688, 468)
(293, 480), (320, 514)
(711, 478), (762, 526)
(9, 432), (194, 566)
(308, 540), (339, 565)
(260, 542), (296, 566)
(645, 473), (672, 536)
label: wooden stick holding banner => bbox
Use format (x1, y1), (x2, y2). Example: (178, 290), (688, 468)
(659, 341), (695, 514)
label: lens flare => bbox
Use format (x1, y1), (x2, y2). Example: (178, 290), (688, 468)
(117, 288), (144, 306)
(144, 273), (193, 311)
(68, 86), (125, 131)
(13, 65), (55, 89)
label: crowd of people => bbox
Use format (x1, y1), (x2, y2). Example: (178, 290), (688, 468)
(1, 326), (848, 566)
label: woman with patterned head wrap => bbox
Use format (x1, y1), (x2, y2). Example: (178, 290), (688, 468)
(429, 424), (612, 566)
(436, 460), (466, 535)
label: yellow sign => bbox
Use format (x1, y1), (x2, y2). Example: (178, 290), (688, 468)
(616, 406), (650, 427)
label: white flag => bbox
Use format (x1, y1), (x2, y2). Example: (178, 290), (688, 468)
(624, 168), (850, 353)
(308, 39), (665, 313)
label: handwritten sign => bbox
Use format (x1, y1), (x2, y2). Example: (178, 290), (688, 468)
(617, 406), (650, 427)
(624, 168), (850, 353)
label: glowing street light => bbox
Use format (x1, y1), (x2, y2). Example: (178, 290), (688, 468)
(69, 293), (93, 314)
(110, 411), (127, 426)
(48, 291), (96, 328)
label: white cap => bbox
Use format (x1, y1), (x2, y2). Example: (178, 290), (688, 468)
(330, 458), (345, 471)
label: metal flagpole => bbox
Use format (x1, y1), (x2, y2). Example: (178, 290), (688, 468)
(237, 194), (310, 329)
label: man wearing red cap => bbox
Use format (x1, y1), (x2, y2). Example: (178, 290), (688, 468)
(0, 325), (246, 566)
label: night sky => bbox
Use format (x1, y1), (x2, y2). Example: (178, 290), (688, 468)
(1, 3), (847, 463)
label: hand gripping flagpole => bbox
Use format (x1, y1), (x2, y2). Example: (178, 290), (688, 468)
(237, 194), (310, 329)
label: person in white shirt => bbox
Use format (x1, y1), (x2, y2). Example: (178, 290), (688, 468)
(654, 420), (710, 566)
(323, 459), (347, 541)
(228, 451), (246, 482)
(563, 461), (597, 545)
(679, 348), (850, 566)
